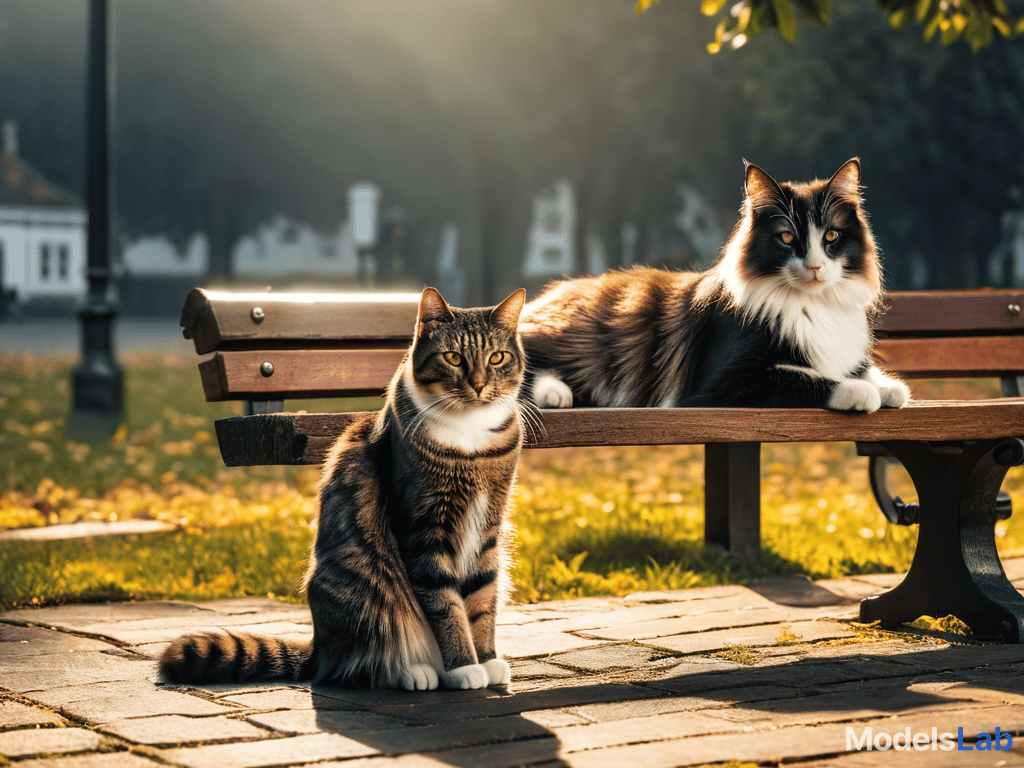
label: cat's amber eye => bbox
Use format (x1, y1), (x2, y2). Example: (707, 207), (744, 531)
(779, 231), (794, 245)
(488, 351), (508, 366)
(824, 229), (839, 243)
(443, 352), (462, 367)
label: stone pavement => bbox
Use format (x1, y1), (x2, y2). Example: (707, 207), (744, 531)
(2, 562), (1024, 768)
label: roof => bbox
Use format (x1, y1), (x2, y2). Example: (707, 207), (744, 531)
(0, 151), (83, 209)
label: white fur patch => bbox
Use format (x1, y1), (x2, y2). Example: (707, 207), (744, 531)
(863, 365), (911, 408)
(482, 657), (511, 686)
(456, 493), (490, 581)
(827, 379), (881, 412)
(533, 372), (573, 408)
(403, 366), (516, 453)
(443, 663), (489, 690)
(401, 663), (440, 691)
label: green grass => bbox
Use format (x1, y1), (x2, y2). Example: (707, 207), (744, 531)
(2, 353), (1022, 610)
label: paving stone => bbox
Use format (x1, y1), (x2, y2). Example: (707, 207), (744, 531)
(13, 753), (168, 768)
(0, 726), (104, 757)
(508, 659), (577, 680)
(370, 683), (661, 725)
(521, 708), (593, 728)
(309, 684), (500, 709)
(745, 575), (864, 607)
(496, 625), (608, 658)
(82, 619), (313, 645)
(2, 650), (156, 693)
(546, 643), (668, 672)
(554, 709), (744, 753)
(222, 687), (353, 710)
(641, 619), (855, 655)
(0, 601), (211, 628)
(569, 695), (731, 723)
(0, 624), (118, 656)
(161, 732), (381, 767)
(29, 680), (235, 724)
(247, 708), (405, 735)
(0, 699), (65, 729)
(353, 714), (551, 754)
(102, 714), (269, 745)
(303, 736), (564, 768)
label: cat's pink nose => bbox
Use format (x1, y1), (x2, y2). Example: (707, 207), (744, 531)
(471, 378), (486, 394)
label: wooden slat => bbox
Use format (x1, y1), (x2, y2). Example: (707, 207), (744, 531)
(181, 288), (421, 354)
(875, 335), (1024, 377)
(199, 348), (406, 401)
(213, 399), (1024, 466)
(879, 289), (1024, 334)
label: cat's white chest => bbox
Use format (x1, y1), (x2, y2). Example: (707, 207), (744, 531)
(786, 300), (869, 379)
(423, 401), (515, 454)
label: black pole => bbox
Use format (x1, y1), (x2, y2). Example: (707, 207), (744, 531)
(71, 0), (124, 438)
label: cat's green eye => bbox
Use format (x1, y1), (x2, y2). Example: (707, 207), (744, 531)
(442, 352), (462, 367)
(488, 351), (508, 366)
(779, 231), (794, 245)
(824, 229), (839, 243)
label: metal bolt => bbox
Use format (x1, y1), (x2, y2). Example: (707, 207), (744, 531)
(260, 361), (275, 377)
(1009, 303), (1021, 316)
(251, 306), (266, 323)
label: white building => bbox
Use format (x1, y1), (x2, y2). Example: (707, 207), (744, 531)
(522, 179), (576, 279)
(232, 215), (359, 281)
(0, 121), (87, 304)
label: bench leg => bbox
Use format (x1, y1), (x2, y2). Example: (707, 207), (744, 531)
(704, 442), (761, 558)
(859, 439), (1024, 643)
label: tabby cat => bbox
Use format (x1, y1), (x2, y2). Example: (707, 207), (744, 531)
(520, 159), (910, 411)
(159, 287), (529, 690)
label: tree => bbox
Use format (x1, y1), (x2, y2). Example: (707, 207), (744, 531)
(636, 0), (1024, 52)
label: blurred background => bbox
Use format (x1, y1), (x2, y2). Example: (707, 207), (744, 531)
(3, 0), (1024, 322)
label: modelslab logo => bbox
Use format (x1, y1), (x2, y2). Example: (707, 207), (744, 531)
(846, 726), (1013, 752)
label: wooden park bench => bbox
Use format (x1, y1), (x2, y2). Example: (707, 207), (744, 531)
(181, 287), (1024, 642)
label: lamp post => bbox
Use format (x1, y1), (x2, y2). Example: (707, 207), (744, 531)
(71, 0), (124, 438)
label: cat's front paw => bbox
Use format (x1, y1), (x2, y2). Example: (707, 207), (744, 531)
(481, 658), (511, 686)
(877, 378), (911, 408)
(533, 373), (573, 408)
(442, 664), (489, 690)
(828, 379), (881, 412)
(400, 663), (440, 691)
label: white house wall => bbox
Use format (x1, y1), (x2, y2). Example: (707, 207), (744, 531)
(233, 216), (359, 278)
(0, 206), (87, 300)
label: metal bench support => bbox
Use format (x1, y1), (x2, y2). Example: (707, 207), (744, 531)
(859, 438), (1024, 642)
(704, 442), (761, 559)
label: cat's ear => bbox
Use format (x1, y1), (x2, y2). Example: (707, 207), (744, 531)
(743, 161), (785, 210)
(826, 158), (862, 200)
(490, 288), (526, 330)
(417, 287), (455, 336)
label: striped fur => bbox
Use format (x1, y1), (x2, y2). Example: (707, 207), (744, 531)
(159, 288), (529, 690)
(520, 159), (910, 412)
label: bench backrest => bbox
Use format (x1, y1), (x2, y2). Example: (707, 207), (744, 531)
(180, 288), (1024, 403)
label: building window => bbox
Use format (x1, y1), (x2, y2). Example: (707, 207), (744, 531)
(40, 244), (50, 281)
(58, 245), (70, 280)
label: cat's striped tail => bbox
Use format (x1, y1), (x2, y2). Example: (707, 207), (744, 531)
(158, 632), (314, 684)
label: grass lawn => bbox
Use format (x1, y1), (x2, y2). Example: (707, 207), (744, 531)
(2, 353), (1022, 610)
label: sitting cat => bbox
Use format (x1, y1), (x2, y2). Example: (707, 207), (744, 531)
(159, 286), (528, 690)
(520, 159), (910, 412)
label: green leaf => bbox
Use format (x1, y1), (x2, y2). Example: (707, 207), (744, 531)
(1016, 16), (1024, 34)
(633, 0), (660, 16)
(924, 11), (943, 39)
(771, 0), (798, 40)
(701, 0), (729, 16)
(889, 8), (909, 29)
(992, 15), (1011, 36)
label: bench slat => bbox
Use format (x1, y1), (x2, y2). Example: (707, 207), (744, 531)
(181, 288), (420, 355)
(199, 348), (406, 401)
(878, 289), (1024, 334)
(874, 335), (1024, 377)
(212, 398), (1024, 466)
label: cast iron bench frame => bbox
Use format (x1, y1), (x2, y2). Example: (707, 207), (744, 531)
(181, 287), (1024, 642)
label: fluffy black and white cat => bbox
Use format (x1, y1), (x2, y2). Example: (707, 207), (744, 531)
(519, 159), (910, 411)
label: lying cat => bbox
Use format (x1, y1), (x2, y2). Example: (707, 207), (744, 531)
(520, 159), (909, 412)
(160, 287), (528, 690)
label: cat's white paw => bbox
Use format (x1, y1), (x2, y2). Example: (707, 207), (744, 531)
(442, 663), (489, 690)
(481, 658), (511, 686)
(827, 379), (882, 412)
(875, 378), (911, 408)
(400, 663), (439, 691)
(533, 373), (573, 408)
